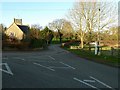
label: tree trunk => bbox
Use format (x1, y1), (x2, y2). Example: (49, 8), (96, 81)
(80, 37), (84, 48)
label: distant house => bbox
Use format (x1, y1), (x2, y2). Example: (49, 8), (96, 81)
(5, 18), (29, 40)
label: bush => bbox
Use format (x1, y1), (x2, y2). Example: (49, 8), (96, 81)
(2, 40), (30, 50)
(17, 42), (30, 50)
(29, 39), (47, 48)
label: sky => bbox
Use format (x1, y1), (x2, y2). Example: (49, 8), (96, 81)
(0, 0), (119, 28)
(0, 1), (74, 28)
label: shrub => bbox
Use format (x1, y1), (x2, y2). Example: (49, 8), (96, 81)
(29, 39), (47, 48)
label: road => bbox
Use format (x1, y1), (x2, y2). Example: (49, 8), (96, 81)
(2, 44), (119, 89)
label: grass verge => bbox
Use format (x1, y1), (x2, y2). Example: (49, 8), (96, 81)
(63, 46), (119, 68)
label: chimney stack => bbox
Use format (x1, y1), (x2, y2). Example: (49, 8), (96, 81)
(14, 18), (22, 25)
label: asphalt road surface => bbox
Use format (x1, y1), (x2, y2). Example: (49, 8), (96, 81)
(2, 44), (119, 89)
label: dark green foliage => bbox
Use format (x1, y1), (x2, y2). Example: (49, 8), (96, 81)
(41, 26), (54, 44)
(29, 39), (47, 48)
(27, 25), (48, 49)
(3, 24), (48, 50)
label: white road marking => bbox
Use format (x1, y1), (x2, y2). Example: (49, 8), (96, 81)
(0, 63), (13, 75)
(48, 56), (55, 60)
(60, 62), (75, 69)
(48, 66), (71, 69)
(90, 76), (114, 89)
(13, 57), (25, 61)
(73, 77), (100, 90)
(35, 61), (58, 63)
(21, 59), (25, 61)
(33, 63), (55, 71)
(83, 80), (95, 83)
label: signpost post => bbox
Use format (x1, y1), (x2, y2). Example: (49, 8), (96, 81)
(95, 42), (98, 55)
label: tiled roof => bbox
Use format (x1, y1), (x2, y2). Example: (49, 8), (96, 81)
(17, 25), (29, 34)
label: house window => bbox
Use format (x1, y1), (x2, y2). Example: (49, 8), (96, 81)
(10, 32), (15, 38)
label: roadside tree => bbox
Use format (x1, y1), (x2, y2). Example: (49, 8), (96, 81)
(68, 2), (117, 50)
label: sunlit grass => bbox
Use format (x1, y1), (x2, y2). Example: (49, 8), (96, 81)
(63, 46), (119, 67)
(52, 38), (70, 44)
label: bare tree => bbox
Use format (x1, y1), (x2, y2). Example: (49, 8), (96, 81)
(29, 24), (42, 39)
(48, 19), (63, 43)
(48, 19), (73, 43)
(31, 24), (42, 31)
(62, 21), (74, 39)
(68, 2), (91, 48)
(68, 1), (117, 49)
(48, 19), (64, 32)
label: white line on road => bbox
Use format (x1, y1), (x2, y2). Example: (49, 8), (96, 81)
(73, 77), (100, 90)
(90, 76), (114, 89)
(35, 61), (58, 63)
(21, 59), (25, 61)
(33, 63), (55, 71)
(0, 63), (13, 75)
(13, 57), (25, 61)
(83, 80), (95, 83)
(60, 62), (75, 69)
(49, 66), (71, 69)
(48, 56), (55, 60)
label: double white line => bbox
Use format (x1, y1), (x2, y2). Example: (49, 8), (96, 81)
(48, 56), (55, 60)
(73, 76), (114, 90)
(34, 63), (55, 71)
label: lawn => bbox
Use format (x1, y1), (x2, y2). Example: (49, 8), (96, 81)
(62, 43), (119, 68)
(51, 38), (70, 44)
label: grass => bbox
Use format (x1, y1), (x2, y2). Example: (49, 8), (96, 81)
(63, 45), (119, 68)
(52, 39), (119, 67)
(51, 38), (70, 44)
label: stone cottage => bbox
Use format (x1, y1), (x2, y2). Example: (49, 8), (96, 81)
(5, 18), (29, 40)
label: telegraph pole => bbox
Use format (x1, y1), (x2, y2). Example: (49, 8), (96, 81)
(97, 3), (101, 55)
(95, 2), (101, 55)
